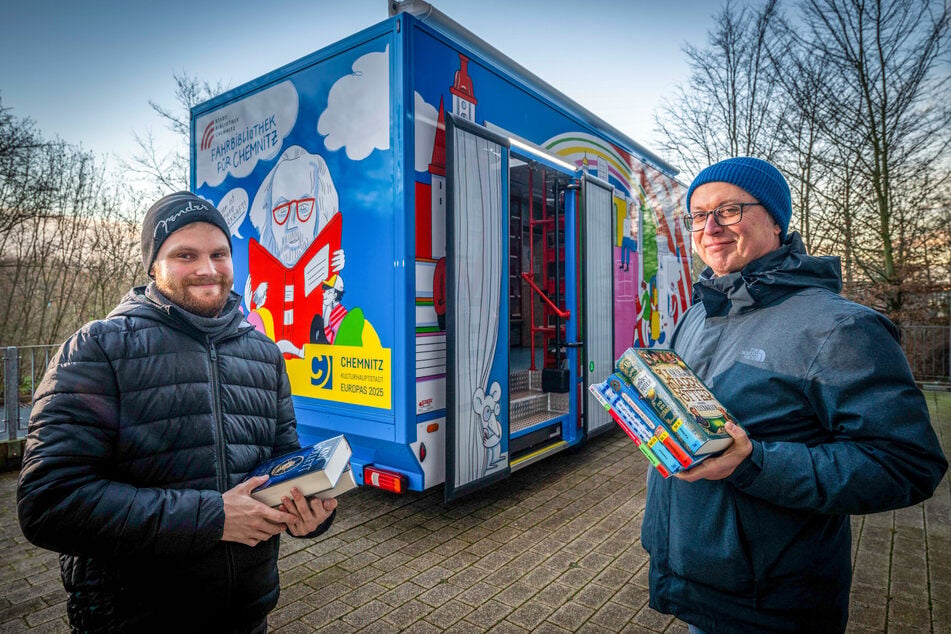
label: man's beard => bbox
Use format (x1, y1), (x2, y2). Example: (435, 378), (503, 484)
(280, 241), (306, 267)
(260, 223), (311, 267)
(155, 272), (232, 317)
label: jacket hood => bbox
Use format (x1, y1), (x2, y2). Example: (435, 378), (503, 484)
(108, 283), (250, 340)
(694, 232), (842, 316)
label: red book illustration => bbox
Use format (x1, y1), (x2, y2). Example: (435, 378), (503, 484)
(248, 213), (343, 354)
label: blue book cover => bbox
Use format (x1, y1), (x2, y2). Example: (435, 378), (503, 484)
(589, 382), (671, 477)
(607, 372), (704, 469)
(244, 434), (352, 506)
(593, 379), (683, 476)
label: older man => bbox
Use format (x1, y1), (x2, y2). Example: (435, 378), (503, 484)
(641, 157), (947, 633)
(18, 191), (338, 633)
(247, 145), (346, 357)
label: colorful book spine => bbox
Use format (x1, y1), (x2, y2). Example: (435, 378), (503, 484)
(589, 381), (677, 478)
(606, 385), (684, 475)
(607, 373), (700, 469)
(590, 383), (670, 476)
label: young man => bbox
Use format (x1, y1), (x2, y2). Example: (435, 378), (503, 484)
(642, 158), (947, 633)
(17, 192), (337, 633)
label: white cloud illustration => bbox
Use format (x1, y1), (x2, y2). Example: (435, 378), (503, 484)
(414, 92), (438, 172)
(318, 46), (390, 161)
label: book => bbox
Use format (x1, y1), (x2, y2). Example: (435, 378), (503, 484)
(604, 380), (685, 475)
(244, 434), (352, 506)
(589, 382), (671, 477)
(606, 372), (704, 470)
(313, 465), (358, 500)
(615, 348), (735, 455)
(247, 212), (343, 355)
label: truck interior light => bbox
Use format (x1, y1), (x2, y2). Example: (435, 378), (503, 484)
(508, 137), (577, 171)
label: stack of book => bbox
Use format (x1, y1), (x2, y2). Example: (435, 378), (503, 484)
(589, 347), (737, 478)
(243, 434), (357, 506)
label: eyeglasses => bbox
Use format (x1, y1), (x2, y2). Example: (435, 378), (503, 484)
(272, 197), (316, 225)
(682, 202), (762, 232)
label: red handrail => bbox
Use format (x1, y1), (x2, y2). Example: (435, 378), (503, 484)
(521, 272), (570, 319)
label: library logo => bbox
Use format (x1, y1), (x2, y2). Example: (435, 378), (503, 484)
(200, 121), (215, 151)
(311, 355), (334, 390)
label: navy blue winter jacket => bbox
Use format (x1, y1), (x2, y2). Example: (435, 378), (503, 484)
(17, 285), (333, 632)
(642, 234), (947, 633)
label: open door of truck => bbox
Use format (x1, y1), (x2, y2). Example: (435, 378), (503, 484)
(444, 114), (511, 502)
(582, 174), (615, 435)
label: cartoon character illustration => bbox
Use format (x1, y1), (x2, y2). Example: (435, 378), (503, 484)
(245, 281), (275, 340)
(689, 406), (710, 430)
(318, 275), (347, 344)
(245, 145), (346, 357)
(472, 382), (504, 470)
(620, 203), (638, 271)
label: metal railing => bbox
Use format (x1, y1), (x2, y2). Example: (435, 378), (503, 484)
(2, 345), (59, 440)
(900, 325), (950, 386)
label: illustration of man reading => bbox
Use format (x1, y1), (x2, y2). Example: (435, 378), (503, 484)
(246, 145), (346, 358)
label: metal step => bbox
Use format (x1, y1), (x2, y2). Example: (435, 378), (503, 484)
(509, 370), (568, 433)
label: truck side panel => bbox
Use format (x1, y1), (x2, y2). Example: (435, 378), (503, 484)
(191, 24), (409, 485)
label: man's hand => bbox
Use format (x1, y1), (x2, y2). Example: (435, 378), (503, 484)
(331, 248), (345, 273)
(280, 489), (338, 537)
(221, 476), (298, 546)
(674, 421), (752, 482)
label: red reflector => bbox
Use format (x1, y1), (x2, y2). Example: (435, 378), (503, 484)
(363, 466), (407, 494)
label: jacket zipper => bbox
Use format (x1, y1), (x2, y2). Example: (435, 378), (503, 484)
(209, 339), (236, 601)
(209, 340), (227, 491)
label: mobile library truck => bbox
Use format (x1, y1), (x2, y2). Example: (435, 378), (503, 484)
(190, 0), (692, 501)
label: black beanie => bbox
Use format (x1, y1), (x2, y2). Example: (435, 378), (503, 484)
(141, 191), (232, 276)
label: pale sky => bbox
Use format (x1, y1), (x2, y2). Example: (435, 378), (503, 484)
(1, 0), (726, 170)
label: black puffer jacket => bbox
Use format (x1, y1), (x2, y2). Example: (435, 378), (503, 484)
(17, 285), (331, 632)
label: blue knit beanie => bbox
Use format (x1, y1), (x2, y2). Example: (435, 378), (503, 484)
(686, 157), (792, 240)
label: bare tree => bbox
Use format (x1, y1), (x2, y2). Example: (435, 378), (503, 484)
(790, 0), (951, 322)
(656, 0), (950, 325)
(0, 98), (57, 244)
(655, 0), (784, 177)
(119, 70), (227, 200)
(0, 98), (141, 346)
(0, 71), (228, 348)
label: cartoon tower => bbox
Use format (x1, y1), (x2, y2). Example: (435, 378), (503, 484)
(429, 99), (447, 258)
(430, 54), (478, 258)
(581, 152), (601, 178)
(450, 54), (477, 122)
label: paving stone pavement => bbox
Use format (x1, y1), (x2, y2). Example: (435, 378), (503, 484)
(1, 390), (948, 633)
